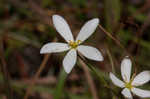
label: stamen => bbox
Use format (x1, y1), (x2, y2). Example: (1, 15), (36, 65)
(69, 40), (81, 49)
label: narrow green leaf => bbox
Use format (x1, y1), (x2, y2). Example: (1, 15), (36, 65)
(54, 70), (67, 99)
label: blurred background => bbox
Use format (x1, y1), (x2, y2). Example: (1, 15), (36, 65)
(0, 0), (150, 99)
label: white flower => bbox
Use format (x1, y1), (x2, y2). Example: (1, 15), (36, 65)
(40, 15), (103, 74)
(110, 57), (150, 99)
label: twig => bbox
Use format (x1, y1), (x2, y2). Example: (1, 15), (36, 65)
(98, 24), (138, 73)
(23, 54), (50, 99)
(99, 25), (124, 51)
(79, 58), (99, 99)
(99, 25), (136, 60)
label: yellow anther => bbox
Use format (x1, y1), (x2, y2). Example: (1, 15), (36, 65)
(68, 40), (81, 49)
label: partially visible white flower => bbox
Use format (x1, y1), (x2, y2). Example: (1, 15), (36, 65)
(110, 57), (150, 99)
(40, 15), (103, 74)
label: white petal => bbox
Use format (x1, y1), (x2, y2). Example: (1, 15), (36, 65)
(40, 43), (70, 54)
(63, 49), (77, 73)
(132, 71), (150, 86)
(109, 72), (125, 88)
(76, 18), (99, 43)
(131, 88), (150, 98)
(77, 45), (103, 61)
(52, 15), (74, 42)
(121, 57), (132, 82)
(121, 88), (133, 99)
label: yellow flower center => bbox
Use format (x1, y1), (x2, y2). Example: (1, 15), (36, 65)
(125, 82), (133, 90)
(69, 40), (81, 49)
(124, 73), (136, 90)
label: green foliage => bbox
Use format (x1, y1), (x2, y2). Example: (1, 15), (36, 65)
(0, 0), (150, 99)
(54, 70), (67, 99)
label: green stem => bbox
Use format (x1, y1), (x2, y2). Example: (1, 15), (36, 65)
(78, 55), (120, 98)
(78, 55), (108, 87)
(106, 47), (116, 74)
(54, 70), (67, 99)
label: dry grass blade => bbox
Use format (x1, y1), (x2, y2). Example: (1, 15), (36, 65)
(105, 45), (115, 74)
(23, 37), (57, 99)
(23, 54), (50, 99)
(79, 58), (99, 99)
(99, 24), (137, 72)
(98, 24), (134, 57)
(99, 25), (124, 50)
